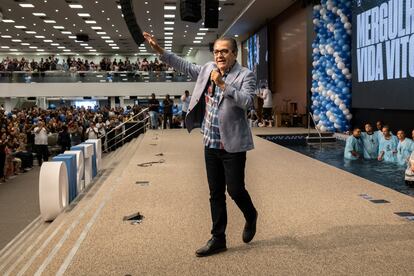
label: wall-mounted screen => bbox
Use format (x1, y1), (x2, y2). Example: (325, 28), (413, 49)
(352, 0), (414, 110)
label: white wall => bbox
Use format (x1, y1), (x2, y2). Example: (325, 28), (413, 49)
(0, 82), (196, 97)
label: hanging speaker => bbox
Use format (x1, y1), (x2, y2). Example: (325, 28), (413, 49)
(120, 0), (145, 46)
(180, 0), (202, 23)
(205, 0), (219, 28)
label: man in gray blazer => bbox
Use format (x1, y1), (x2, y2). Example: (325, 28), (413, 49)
(144, 32), (258, 257)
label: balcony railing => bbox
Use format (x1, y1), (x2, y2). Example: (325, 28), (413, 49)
(0, 70), (196, 83)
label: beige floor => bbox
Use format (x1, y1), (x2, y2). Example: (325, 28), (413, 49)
(2, 129), (414, 275)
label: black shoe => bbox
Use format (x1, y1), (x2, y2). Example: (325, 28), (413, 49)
(195, 238), (227, 257)
(242, 210), (258, 243)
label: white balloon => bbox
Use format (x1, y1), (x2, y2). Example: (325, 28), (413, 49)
(344, 22), (352, 30)
(312, 61), (318, 67)
(342, 68), (350, 75)
(334, 98), (341, 105)
(313, 115), (320, 121)
(338, 62), (345, 69)
(314, 5), (321, 11)
(346, 114), (353, 120)
(334, 123), (340, 129)
(346, 73), (352, 79)
(343, 109), (350, 115)
(313, 100), (319, 106)
(322, 90), (327, 97)
(327, 47), (334, 55)
(335, 56), (342, 63)
(339, 104), (346, 110)
(332, 7), (338, 13)
(329, 116), (336, 122)
(312, 74), (318, 80)
(332, 74), (337, 80)
(333, 52), (339, 58)
(313, 19), (320, 25)
(337, 9), (343, 15)
(318, 86), (324, 92)
(320, 49), (327, 55)
(330, 95), (335, 101)
(327, 69), (333, 76)
(320, 125), (327, 132)
(313, 48), (320, 54)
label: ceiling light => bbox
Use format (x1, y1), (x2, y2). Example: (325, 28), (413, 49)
(109, 44), (117, 46)
(57, 46), (65, 49)
(146, 11), (150, 14)
(101, 36), (110, 39)
(105, 40), (114, 43)
(51, 43), (59, 46)
(112, 47), (119, 49)
(164, 40), (172, 43)
(25, 31), (36, 34)
(164, 32), (173, 36)
(61, 31), (72, 34)
(29, 46), (38, 49)
(35, 35), (46, 38)
(164, 22), (174, 26)
(164, 14), (175, 18)
(199, 28), (209, 31)
(97, 32), (106, 35)
(145, 1), (148, 4)
(12, 39), (22, 42)
(91, 26), (102, 30)
(68, 36), (76, 39)
(36, 49), (45, 52)
(193, 41), (201, 43)
(2, 19), (15, 23)
(43, 39), (53, 42)
(77, 13), (91, 17)
(195, 37), (203, 39)
(85, 20), (97, 24)
(117, 5), (121, 9)
(164, 36), (173, 40)
(89, 49), (97, 52)
(33, 13), (46, 16)
(44, 20), (56, 23)
(21, 43), (30, 46)
(53, 26), (64, 29)
(1, 46), (10, 49)
(63, 49), (71, 51)
(164, 44), (172, 46)
(164, 27), (174, 30)
(69, 4), (83, 8)
(164, 6), (176, 10)
(19, 4), (35, 8)
(9, 49), (18, 52)
(197, 33), (206, 35)
(85, 46), (92, 49)
(55, 9), (59, 12)
(80, 43), (88, 46)
(14, 26), (27, 29)
(234, 34), (239, 37)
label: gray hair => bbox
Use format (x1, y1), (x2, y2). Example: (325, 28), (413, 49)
(214, 37), (238, 54)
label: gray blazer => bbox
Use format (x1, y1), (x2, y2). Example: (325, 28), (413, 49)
(160, 52), (256, 153)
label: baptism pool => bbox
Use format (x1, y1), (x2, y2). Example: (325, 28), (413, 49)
(260, 134), (414, 197)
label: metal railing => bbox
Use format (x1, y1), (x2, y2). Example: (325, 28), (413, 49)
(103, 107), (150, 152)
(307, 112), (323, 145)
(0, 70), (196, 83)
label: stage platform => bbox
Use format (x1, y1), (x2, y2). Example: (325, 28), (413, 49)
(1, 128), (414, 275)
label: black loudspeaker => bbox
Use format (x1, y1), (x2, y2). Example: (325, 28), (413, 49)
(27, 97), (36, 101)
(180, 0), (202, 23)
(76, 34), (89, 42)
(83, 96), (92, 100)
(209, 42), (214, 52)
(120, 0), (145, 46)
(205, 0), (219, 28)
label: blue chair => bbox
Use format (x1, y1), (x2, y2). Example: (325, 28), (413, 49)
(52, 154), (77, 203)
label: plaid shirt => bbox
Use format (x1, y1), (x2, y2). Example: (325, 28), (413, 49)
(201, 75), (227, 149)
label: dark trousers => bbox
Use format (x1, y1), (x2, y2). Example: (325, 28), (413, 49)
(204, 147), (256, 241)
(163, 113), (173, 129)
(182, 111), (187, 128)
(35, 145), (49, 166)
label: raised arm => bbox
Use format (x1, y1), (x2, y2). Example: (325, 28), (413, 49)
(143, 32), (201, 79)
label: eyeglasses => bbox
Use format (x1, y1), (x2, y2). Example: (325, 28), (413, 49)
(213, 49), (231, 56)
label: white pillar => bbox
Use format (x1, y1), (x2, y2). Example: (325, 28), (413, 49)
(119, 96), (124, 108)
(4, 97), (12, 113)
(110, 97), (116, 108)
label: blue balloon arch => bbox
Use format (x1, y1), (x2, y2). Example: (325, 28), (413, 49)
(311, 0), (352, 132)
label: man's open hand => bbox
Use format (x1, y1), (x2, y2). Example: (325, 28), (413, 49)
(143, 32), (164, 55)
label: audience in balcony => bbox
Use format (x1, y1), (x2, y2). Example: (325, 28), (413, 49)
(0, 55), (172, 72)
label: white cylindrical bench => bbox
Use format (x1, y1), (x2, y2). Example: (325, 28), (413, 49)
(64, 150), (85, 192)
(39, 161), (69, 222)
(78, 144), (94, 186)
(86, 139), (102, 171)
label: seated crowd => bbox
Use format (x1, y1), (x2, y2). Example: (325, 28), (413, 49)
(0, 104), (147, 183)
(0, 56), (173, 72)
(344, 121), (414, 186)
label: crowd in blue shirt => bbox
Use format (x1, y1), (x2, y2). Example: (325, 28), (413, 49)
(344, 122), (414, 170)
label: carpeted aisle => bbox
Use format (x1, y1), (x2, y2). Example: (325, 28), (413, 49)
(63, 129), (414, 275)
